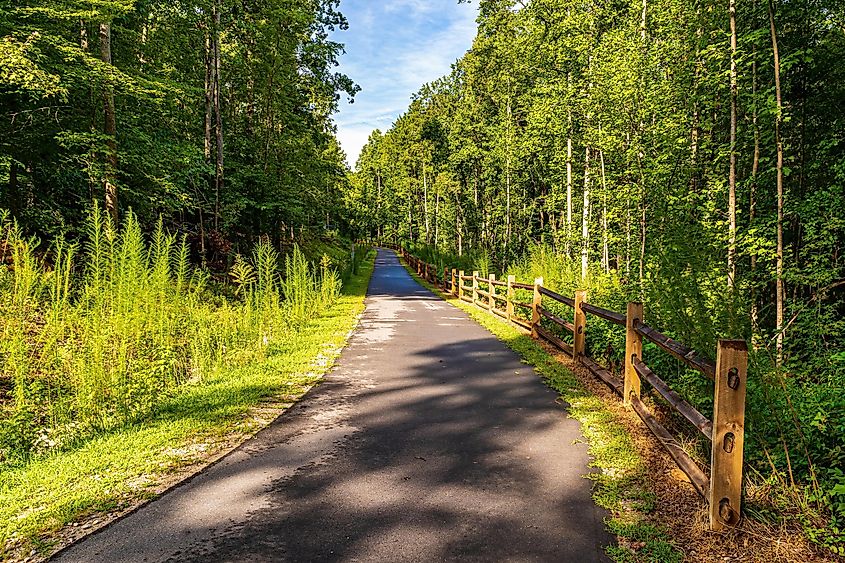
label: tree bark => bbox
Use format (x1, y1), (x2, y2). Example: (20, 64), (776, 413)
(423, 163), (430, 243)
(750, 44), (761, 342)
(204, 30), (212, 165)
(581, 145), (591, 282)
(100, 22), (118, 224)
(212, 0), (223, 231)
(769, 0), (785, 362)
(728, 0), (738, 288)
(566, 74), (573, 259)
(600, 149), (610, 273)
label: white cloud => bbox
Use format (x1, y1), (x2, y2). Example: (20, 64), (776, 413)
(331, 0), (478, 167)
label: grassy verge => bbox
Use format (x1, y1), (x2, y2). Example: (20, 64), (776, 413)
(397, 257), (682, 562)
(0, 250), (375, 561)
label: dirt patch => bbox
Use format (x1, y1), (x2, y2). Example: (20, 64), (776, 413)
(536, 338), (833, 562)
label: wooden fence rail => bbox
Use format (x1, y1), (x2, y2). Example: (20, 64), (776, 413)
(385, 244), (748, 531)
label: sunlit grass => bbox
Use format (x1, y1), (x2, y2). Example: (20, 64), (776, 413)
(0, 209), (374, 557)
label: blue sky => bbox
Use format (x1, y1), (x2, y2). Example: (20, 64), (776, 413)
(331, 0), (479, 168)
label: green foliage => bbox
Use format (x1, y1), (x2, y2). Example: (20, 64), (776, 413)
(0, 0), (357, 244)
(0, 207), (345, 464)
(354, 0), (845, 552)
(0, 248), (376, 557)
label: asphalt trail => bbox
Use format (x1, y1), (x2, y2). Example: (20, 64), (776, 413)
(56, 249), (611, 562)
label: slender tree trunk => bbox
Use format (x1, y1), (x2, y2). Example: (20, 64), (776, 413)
(566, 74), (573, 259)
(641, 0), (647, 40)
(600, 149), (609, 273)
(435, 188), (440, 247)
(626, 205), (631, 276)
(581, 146), (591, 282)
(99, 22), (118, 224)
(769, 0), (785, 361)
(728, 0), (738, 288)
(505, 96), (512, 251)
(423, 163), (430, 243)
(212, 0), (223, 231)
(204, 31), (213, 164)
(750, 46), (761, 342)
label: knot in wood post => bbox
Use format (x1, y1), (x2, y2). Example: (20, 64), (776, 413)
(624, 302), (644, 406)
(710, 339), (748, 531)
(489, 274), (496, 311)
(472, 271), (480, 305)
(531, 277), (543, 339)
(573, 290), (587, 361)
(506, 275), (515, 320)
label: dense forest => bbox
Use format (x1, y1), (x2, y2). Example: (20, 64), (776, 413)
(1, 0), (357, 251)
(2, 0), (845, 557)
(348, 0), (845, 553)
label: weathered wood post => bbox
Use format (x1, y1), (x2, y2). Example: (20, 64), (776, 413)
(458, 270), (465, 300)
(573, 290), (587, 360)
(531, 277), (543, 338)
(472, 271), (479, 305)
(443, 266), (449, 291)
(506, 275), (515, 320)
(710, 339), (748, 531)
(452, 269), (458, 297)
(488, 274), (496, 311)
(624, 302), (644, 406)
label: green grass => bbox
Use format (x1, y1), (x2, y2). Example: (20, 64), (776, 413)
(0, 249), (375, 559)
(398, 254), (681, 562)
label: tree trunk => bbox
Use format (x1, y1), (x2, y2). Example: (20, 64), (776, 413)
(728, 0), (738, 288)
(204, 30), (213, 165)
(600, 149), (610, 273)
(212, 0), (223, 231)
(435, 188), (440, 247)
(768, 0), (785, 361)
(566, 74), (573, 259)
(581, 146), (591, 282)
(100, 22), (118, 224)
(505, 96), (512, 251)
(423, 163), (430, 243)
(750, 45), (761, 342)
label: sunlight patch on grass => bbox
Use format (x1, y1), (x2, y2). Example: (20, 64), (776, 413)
(0, 250), (375, 558)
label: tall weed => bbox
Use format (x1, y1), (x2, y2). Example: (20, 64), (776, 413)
(0, 208), (345, 463)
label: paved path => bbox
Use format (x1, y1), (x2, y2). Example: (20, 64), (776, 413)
(56, 249), (610, 562)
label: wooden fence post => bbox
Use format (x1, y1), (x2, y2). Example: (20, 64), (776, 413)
(452, 269), (458, 297)
(710, 339), (748, 531)
(443, 266), (449, 291)
(506, 275), (515, 320)
(531, 277), (543, 338)
(574, 290), (587, 360)
(624, 302), (644, 406)
(489, 274), (496, 311)
(458, 270), (465, 300)
(472, 271), (479, 304)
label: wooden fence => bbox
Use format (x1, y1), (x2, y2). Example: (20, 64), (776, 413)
(386, 244), (747, 531)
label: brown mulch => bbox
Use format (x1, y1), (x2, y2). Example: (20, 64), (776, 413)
(534, 338), (836, 563)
